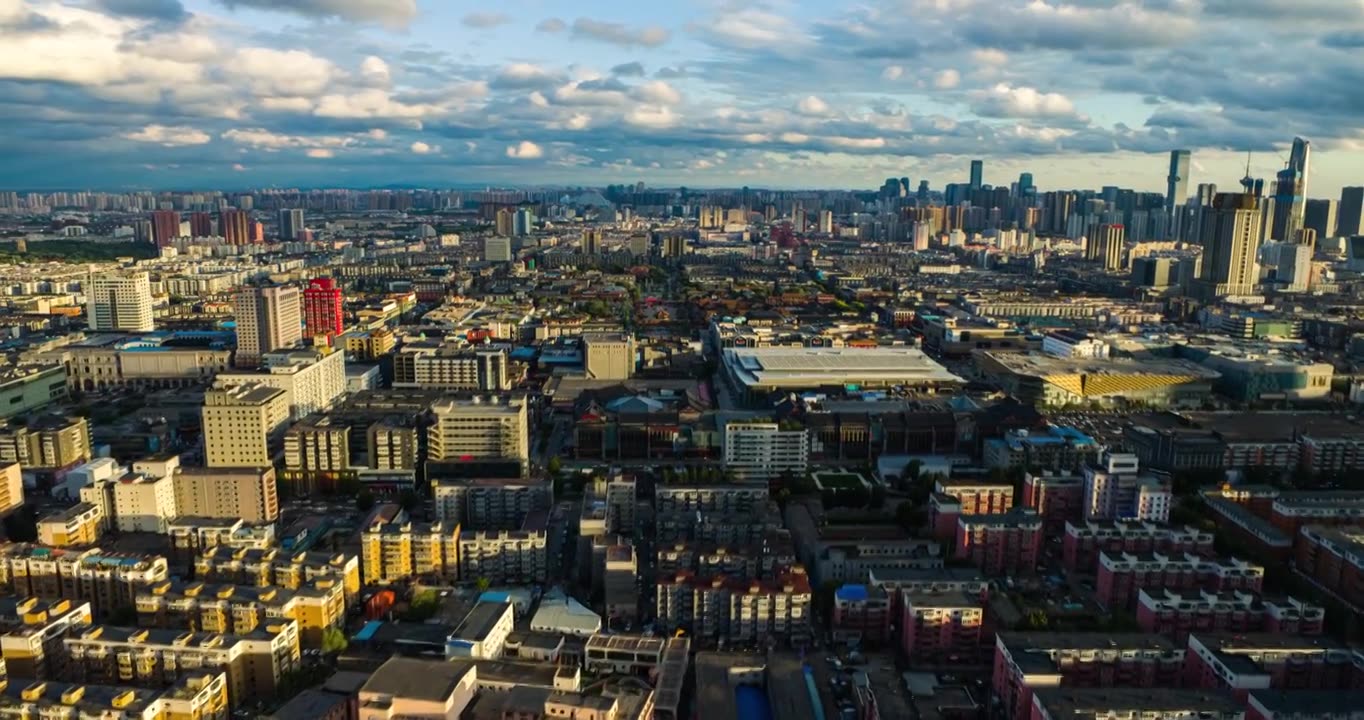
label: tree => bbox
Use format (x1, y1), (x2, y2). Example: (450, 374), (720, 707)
(1025, 608), (1050, 630)
(547, 456), (563, 476)
(321, 626), (349, 654)
(904, 459), (924, 485)
(475, 577), (492, 593)
(356, 492), (376, 513)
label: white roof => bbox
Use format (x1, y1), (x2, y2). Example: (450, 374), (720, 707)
(529, 597), (601, 637)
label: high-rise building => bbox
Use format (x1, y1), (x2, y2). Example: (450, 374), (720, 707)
(582, 334), (635, 380)
(1017, 172), (1034, 197)
(1270, 137), (1310, 241)
(484, 236), (512, 262)
(1166, 149), (1191, 215)
(1198, 192), (1263, 298)
(1095, 223), (1126, 271)
(663, 235), (688, 258)
(512, 208), (533, 236)
(219, 208), (251, 245)
(86, 272), (154, 332)
(277, 208), (304, 242)
(201, 384), (290, 468)
(582, 229), (601, 254)
(233, 285), (302, 368)
(1302, 199), (1335, 249)
(817, 210), (833, 234)
(150, 210), (180, 247)
(188, 211), (214, 238)
(1338, 187), (1364, 237)
(426, 395), (530, 474)
(494, 208), (513, 237)
(302, 278), (343, 341)
(969, 159), (983, 190)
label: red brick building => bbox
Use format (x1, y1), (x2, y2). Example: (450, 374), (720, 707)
(900, 591), (983, 665)
(1184, 633), (1364, 702)
(992, 633), (1184, 720)
(1096, 551), (1264, 610)
(1137, 589), (1324, 641)
(955, 509), (1042, 576)
(1021, 472), (1084, 535)
(1063, 520), (1214, 573)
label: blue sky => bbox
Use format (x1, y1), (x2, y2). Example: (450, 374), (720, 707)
(2, 0), (1364, 195)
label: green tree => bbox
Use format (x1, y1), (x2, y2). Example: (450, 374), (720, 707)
(547, 456), (563, 476)
(1025, 608), (1050, 630)
(321, 626), (349, 654)
(475, 577), (492, 592)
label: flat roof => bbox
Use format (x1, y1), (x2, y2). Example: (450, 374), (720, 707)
(724, 346), (964, 388)
(361, 657), (475, 701)
(1249, 690), (1364, 716)
(455, 601), (511, 642)
(1032, 688), (1241, 719)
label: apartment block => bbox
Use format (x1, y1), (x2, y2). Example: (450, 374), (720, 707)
(458, 527), (548, 585)
(900, 591), (984, 665)
(137, 579), (345, 649)
(174, 467), (279, 525)
(1022, 472), (1085, 534)
(1096, 551), (1264, 610)
(283, 418), (350, 473)
(1268, 491), (1364, 541)
(1184, 633), (1362, 699)
(193, 547), (360, 606)
(37, 503), (103, 548)
(830, 584), (891, 648)
(656, 485), (769, 516)
(64, 622), (300, 708)
(1082, 452), (1172, 523)
(0, 462), (23, 516)
(0, 545), (168, 618)
(1029, 688), (1243, 720)
(654, 566), (812, 644)
(604, 544), (638, 627)
(367, 420), (419, 470)
(992, 633), (1185, 720)
(166, 518), (273, 569)
(109, 474), (177, 533)
(655, 535), (798, 583)
(955, 508), (1042, 575)
(217, 347), (346, 420)
(1137, 589), (1323, 641)
(432, 478), (550, 529)
(201, 384), (290, 468)
(0, 673), (229, 720)
(930, 480), (1014, 541)
(360, 520), (461, 585)
(426, 395), (530, 474)
(1063, 520), (1215, 573)
(1246, 689), (1364, 720)
(0, 597), (93, 678)
(393, 346), (510, 390)
(721, 422), (810, 481)
(0, 416), (92, 469)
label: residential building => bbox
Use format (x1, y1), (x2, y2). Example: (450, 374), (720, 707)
(368, 420), (418, 470)
(1041, 330), (1110, 360)
(201, 384), (289, 468)
(0, 596), (93, 678)
(991, 633), (1184, 720)
(357, 657), (478, 720)
(393, 346), (510, 390)
(458, 526), (548, 585)
(360, 520), (461, 584)
(341, 328), (396, 361)
(64, 623), (300, 707)
(136, 579), (345, 648)
(303, 278), (344, 341)
(432, 478), (549, 529)
(1137, 589), (1323, 641)
(657, 485), (769, 516)
(1247, 689), (1364, 720)
(1030, 688), (1243, 720)
(955, 509), (1042, 575)
(36, 503), (103, 547)
(448, 601), (514, 660)
(234, 285), (302, 368)
(830, 584), (891, 648)
(109, 474), (178, 533)
(1096, 551), (1264, 610)
(604, 544), (638, 626)
(283, 418), (350, 474)
(278, 208), (304, 241)
(194, 547), (360, 606)
(1021, 472), (1084, 534)
(930, 479), (1014, 541)
(1063, 520), (1214, 572)
(1082, 452), (1172, 523)
(0, 462), (20, 517)
(426, 395), (530, 474)
(722, 422), (809, 482)
(900, 591), (984, 665)
(0, 545), (169, 618)
(654, 566), (812, 644)
(1184, 633), (1360, 697)
(582, 334), (635, 380)
(173, 467), (280, 525)
(219, 208), (250, 245)
(216, 347), (347, 420)
(86, 272), (154, 332)
(0, 416), (91, 469)
(0, 673), (229, 720)
(983, 426), (1103, 471)
(484, 236), (512, 263)
(1294, 525), (1364, 611)
(1196, 192), (1264, 298)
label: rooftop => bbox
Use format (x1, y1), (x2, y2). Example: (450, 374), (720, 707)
(454, 601), (512, 642)
(723, 346), (964, 388)
(360, 657), (475, 702)
(1031, 688), (1242, 720)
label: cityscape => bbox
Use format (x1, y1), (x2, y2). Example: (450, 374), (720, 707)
(3, 2), (1364, 720)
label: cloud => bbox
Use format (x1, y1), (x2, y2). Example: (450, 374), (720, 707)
(536, 17), (566, 33)
(972, 48), (1009, 66)
(882, 66), (904, 80)
(231, 163), (246, 171)
(232, 48), (336, 97)
(625, 105), (677, 128)
(305, 148), (335, 158)
(611, 62), (646, 77)
(410, 141), (438, 154)
(313, 89), (442, 119)
(798, 96), (831, 116)
(359, 56), (390, 85)
(634, 80), (682, 105)
(971, 83), (1077, 118)
(492, 63), (559, 89)
(461, 11), (509, 28)
(505, 140), (544, 159)
(933, 69), (960, 90)
(571, 18), (670, 48)
(95, 0), (186, 21)
(215, 0), (417, 27)
(222, 127), (355, 150)
(124, 124), (211, 146)
(704, 9), (808, 50)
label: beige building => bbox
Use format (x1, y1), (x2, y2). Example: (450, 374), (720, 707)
(341, 328), (396, 361)
(174, 467), (279, 525)
(202, 384), (290, 468)
(0, 364), (67, 419)
(216, 347), (346, 420)
(361, 521), (461, 585)
(111, 475), (178, 534)
(458, 528), (548, 585)
(0, 545), (169, 618)
(0, 416), (91, 469)
(234, 285), (302, 368)
(359, 657), (478, 720)
(64, 622), (299, 708)
(137, 579), (345, 649)
(0, 597), (94, 679)
(194, 547), (360, 607)
(284, 418), (350, 472)
(86, 272), (154, 332)
(426, 395), (529, 473)
(37, 503), (103, 548)
(41, 343), (231, 392)
(368, 420), (418, 470)
(583, 334), (635, 380)
(0, 462), (22, 517)
(0, 673), (229, 720)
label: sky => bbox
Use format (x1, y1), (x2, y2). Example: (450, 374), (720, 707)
(2, 0), (1364, 195)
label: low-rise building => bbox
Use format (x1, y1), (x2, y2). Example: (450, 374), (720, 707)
(1246, 690), (1364, 720)
(955, 509), (1042, 575)
(36, 503), (103, 547)
(0, 596), (93, 678)
(900, 591), (984, 665)
(1184, 633), (1360, 697)
(831, 584), (892, 648)
(448, 601), (514, 660)
(1137, 589), (1323, 641)
(1029, 688), (1243, 720)
(0, 672), (229, 720)
(193, 547), (360, 607)
(1096, 551), (1264, 610)
(1062, 520), (1214, 573)
(983, 426), (1103, 471)
(357, 657), (478, 720)
(991, 633), (1184, 720)
(655, 566), (812, 645)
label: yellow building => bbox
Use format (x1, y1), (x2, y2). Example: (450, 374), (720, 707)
(0, 597), (93, 679)
(361, 520), (461, 585)
(341, 328), (396, 361)
(194, 547), (360, 607)
(36, 504), (103, 548)
(0, 462), (22, 516)
(0, 672), (228, 720)
(0, 545), (169, 619)
(136, 580), (344, 649)
(64, 623), (298, 708)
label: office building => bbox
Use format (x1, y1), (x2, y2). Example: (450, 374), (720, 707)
(969, 159), (983, 190)
(0, 416), (91, 469)
(1167, 149), (1191, 214)
(36, 503), (103, 547)
(86, 272), (155, 332)
(603, 544), (638, 626)
(1270, 137), (1310, 242)
(628, 234), (649, 256)
(150, 209), (181, 247)
(201, 384), (290, 468)
(217, 347), (346, 420)
(582, 334), (635, 380)
(1198, 192), (1264, 297)
(277, 208), (304, 241)
(233, 285), (302, 368)
(0, 365), (67, 420)
(1093, 223), (1125, 270)
(109, 473), (177, 533)
(361, 520), (461, 584)
(817, 209), (833, 234)
(483, 236), (512, 262)
(218, 208), (250, 245)
(426, 395), (530, 472)
(1303, 199), (1336, 245)
(722, 422), (809, 482)
(494, 207), (514, 237)
(64, 622), (299, 707)
(1338, 187), (1363, 237)
(512, 207), (534, 236)
(302, 278), (344, 341)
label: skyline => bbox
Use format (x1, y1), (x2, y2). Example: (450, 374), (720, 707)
(4, 1), (1364, 194)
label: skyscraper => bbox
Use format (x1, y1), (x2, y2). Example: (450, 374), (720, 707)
(188, 212), (214, 238)
(277, 208), (304, 242)
(1017, 173), (1035, 197)
(969, 160), (983, 190)
(234, 285), (302, 368)
(582, 229), (601, 254)
(1302, 199), (1336, 248)
(512, 208), (534, 236)
(1338, 187), (1364, 238)
(1165, 150), (1191, 215)
(87, 272), (155, 332)
(1096, 224), (1126, 271)
(219, 209), (250, 245)
(494, 208), (513, 237)
(303, 278), (344, 342)
(1198, 193), (1263, 298)
(150, 210), (180, 248)
(1270, 137), (1310, 241)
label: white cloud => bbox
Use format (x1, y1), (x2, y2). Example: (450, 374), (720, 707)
(124, 124), (212, 146)
(505, 140), (544, 159)
(705, 10), (808, 49)
(305, 148), (335, 158)
(232, 48), (336, 97)
(740, 133), (771, 143)
(528, 91), (549, 107)
(367, 128), (388, 140)
(572, 18), (670, 47)
(973, 48), (1009, 66)
(933, 69), (961, 90)
(971, 83), (1077, 118)
(826, 136), (886, 149)
(779, 132), (809, 144)
(536, 17), (566, 32)
(625, 105), (677, 128)
(882, 66), (904, 81)
(461, 11), (509, 28)
(313, 89), (439, 119)
(797, 95), (831, 115)
(222, 127), (355, 151)
(213, 0), (417, 28)
(565, 113), (591, 129)
(231, 163), (246, 171)
(633, 80), (682, 105)
(410, 141), (438, 154)
(260, 97), (315, 112)
(359, 56), (390, 85)
(553, 81), (628, 106)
